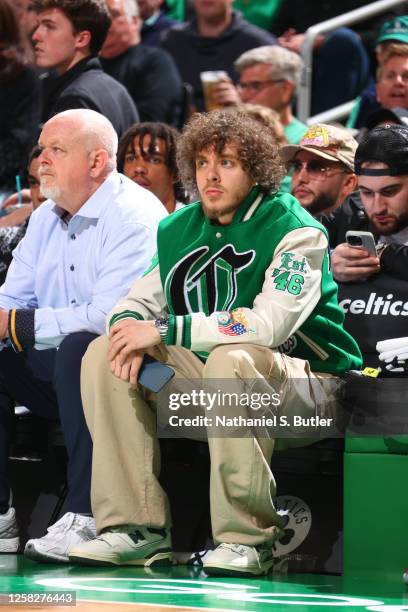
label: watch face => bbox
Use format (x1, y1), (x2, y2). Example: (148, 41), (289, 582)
(155, 317), (169, 327)
(155, 318), (169, 342)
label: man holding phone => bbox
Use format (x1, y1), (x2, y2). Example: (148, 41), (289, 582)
(326, 125), (408, 283)
(323, 124), (408, 365)
(70, 109), (361, 576)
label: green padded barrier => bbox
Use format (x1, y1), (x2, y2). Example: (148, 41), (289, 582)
(345, 434), (408, 454)
(344, 451), (408, 579)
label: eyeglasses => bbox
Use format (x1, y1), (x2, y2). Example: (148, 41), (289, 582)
(381, 71), (408, 83)
(237, 79), (284, 93)
(288, 159), (347, 180)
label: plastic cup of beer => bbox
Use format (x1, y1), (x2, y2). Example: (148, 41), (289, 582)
(200, 70), (227, 111)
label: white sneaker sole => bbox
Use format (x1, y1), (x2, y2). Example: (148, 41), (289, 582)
(203, 558), (274, 577)
(69, 550), (172, 567)
(24, 543), (69, 564)
(0, 537), (19, 553)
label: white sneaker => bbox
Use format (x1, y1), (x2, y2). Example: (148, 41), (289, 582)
(203, 542), (274, 577)
(69, 527), (172, 566)
(0, 507), (19, 552)
(24, 512), (96, 563)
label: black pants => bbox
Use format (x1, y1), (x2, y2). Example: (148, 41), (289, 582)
(0, 332), (97, 514)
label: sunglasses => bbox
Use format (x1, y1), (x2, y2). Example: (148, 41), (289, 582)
(237, 79), (284, 93)
(288, 159), (347, 179)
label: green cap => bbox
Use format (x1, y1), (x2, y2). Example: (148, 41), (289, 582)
(376, 16), (408, 45)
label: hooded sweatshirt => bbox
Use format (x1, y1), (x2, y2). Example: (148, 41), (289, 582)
(160, 11), (276, 110)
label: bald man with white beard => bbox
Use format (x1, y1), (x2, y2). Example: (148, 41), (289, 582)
(0, 109), (166, 563)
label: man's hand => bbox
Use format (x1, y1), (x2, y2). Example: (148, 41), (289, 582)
(108, 319), (161, 365)
(278, 29), (305, 53)
(2, 190), (31, 209)
(331, 243), (380, 282)
(211, 76), (241, 107)
(0, 309), (8, 340)
(278, 29), (325, 53)
(110, 350), (144, 386)
(0, 204), (33, 228)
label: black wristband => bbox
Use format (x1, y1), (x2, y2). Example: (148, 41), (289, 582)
(8, 309), (35, 353)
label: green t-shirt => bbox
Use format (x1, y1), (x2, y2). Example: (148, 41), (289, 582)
(284, 117), (308, 144)
(164, 0), (185, 22)
(232, 0), (283, 29)
(346, 97), (361, 129)
(279, 174), (292, 193)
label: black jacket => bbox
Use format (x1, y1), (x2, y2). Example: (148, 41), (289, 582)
(160, 11), (276, 110)
(100, 45), (182, 126)
(321, 191), (408, 281)
(141, 10), (177, 46)
(0, 67), (41, 191)
(41, 56), (139, 137)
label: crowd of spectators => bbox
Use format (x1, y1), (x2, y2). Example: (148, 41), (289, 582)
(1, 0), (408, 580)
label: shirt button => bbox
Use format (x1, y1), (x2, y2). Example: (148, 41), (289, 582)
(216, 232), (222, 238)
(70, 265), (75, 271)
(71, 234), (76, 240)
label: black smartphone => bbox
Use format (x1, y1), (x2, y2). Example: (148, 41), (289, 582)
(138, 354), (175, 393)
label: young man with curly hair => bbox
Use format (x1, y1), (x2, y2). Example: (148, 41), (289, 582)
(69, 110), (361, 576)
(117, 121), (187, 214)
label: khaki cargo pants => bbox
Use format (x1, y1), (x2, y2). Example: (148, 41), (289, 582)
(81, 336), (341, 546)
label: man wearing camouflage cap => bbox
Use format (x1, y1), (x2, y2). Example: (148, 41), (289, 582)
(280, 123), (358, 217)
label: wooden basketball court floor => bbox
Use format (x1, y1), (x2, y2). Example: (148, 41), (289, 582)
(0, 555), (407, 612)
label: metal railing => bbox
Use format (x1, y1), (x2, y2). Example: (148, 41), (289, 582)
(297, 0), (406, 124)
(306, 101), (357, 126)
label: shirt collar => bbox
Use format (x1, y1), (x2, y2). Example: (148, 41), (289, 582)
(52, 171), (120, 220)
(144, 10), (160, 26)
(381, 226), (408, 246)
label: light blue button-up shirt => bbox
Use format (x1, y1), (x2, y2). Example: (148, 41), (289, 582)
(0, 172), (166, 349)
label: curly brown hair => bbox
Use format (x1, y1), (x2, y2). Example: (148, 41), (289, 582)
(237, 103), (288, 147)
(176, 109), (285, 197)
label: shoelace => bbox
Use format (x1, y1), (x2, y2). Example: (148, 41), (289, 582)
(219, 542), (272, 557)
(1, 525), (17, 537)
(0, 516), (18, 538)
(109, 526), (165, 543)
(97, 533), (119, 548)
(219, 543), (251, 556)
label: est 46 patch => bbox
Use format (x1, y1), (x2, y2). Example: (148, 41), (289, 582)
(272, 251), (308, 295)
(272, 269), (304, 295)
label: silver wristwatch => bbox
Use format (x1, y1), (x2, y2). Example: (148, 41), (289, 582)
(154, 317), (169, 344)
